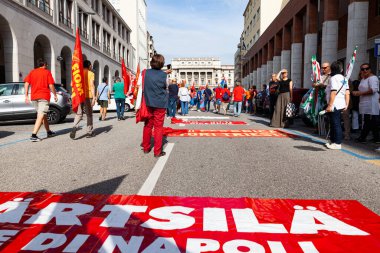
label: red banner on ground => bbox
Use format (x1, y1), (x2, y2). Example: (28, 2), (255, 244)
(0, 192), (379, 252)
(163, 128), (298, 138)
(171, 118), (247, 125)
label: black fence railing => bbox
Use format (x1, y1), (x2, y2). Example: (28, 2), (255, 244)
(28, 0), (53, 16)
(103, 44), (111, 53)
(79, 28), (88, 39)
(58, 12), (73, 29)
(92, 38), (100, 47)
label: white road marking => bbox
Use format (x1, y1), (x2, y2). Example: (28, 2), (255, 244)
(176, 116), (230, 119)
(137, 143), (175, 196)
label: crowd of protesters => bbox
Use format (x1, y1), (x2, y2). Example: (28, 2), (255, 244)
(24, 54), (380, 153)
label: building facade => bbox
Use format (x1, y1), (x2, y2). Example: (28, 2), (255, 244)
(242, 0), (380, 89)
(169, 58), (234, 88)
(147, 31), (156, 64)
(111, 0), (147, 70)
(234, 43), (243, 84)
(243, 0), (290, 52)
(0, 0), (133, 92)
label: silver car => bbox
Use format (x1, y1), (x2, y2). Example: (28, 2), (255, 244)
(0, 82), (71, 124)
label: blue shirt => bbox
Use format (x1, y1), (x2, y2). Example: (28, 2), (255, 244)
(97, 83), (109, 101)
(144, 69), (168, 108)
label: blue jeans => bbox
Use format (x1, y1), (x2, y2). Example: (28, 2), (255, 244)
(234, 101), (242, 116)
(115, 98), (125, 119)
(168, 98), (177, 117)
(328, 109), (342, 144)
(204, 99), (211, 111)
(181, 101), (188, 115)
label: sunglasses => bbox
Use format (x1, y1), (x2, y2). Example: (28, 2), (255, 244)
(321, 67), (329, 69)
(361, 67), (370, 71)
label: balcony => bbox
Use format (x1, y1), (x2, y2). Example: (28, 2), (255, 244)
(92, 38), (100, 50)
(58, 13), (73, 33)
(27, 0), (53, 21)
(79, 28), (88, 42)
(103, 44), (111, 56)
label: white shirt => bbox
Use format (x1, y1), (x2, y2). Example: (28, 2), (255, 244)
(178, 87), (190, 102)
(359, 75), (379, 115)
(326, 74), (348, 110)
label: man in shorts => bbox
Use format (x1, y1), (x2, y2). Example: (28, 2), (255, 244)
(24, 58), (58, 142)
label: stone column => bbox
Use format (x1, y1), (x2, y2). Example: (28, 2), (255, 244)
(346, 0), (369, 80)
(321, 0), (339, 64)
(257, 67), (261, 86)
(252, 70), (257, 86)
(291, 14), (303, 87)
(273, 56), (281, 74)
(266, 61), (273, 84)
(291, 43), (303, 87)
(281, 50), (291, 73)
(303, 1), (318, 88)
(282, 25), (292, 75)
(261, 65), (267, 85)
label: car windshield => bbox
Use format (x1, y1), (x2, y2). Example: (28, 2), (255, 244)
(54, 85), (68, 93)
(0, 84), (14, 96)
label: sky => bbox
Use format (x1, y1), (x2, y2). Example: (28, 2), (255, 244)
(147, 0), (247, 65)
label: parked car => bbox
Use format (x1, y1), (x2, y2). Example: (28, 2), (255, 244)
(92, 94), (135, 112)
(0, 82), (71, 124)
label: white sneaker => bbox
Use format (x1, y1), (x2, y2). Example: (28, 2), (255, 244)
(324, 142), (331, 146)
(326, 143), (341, 150)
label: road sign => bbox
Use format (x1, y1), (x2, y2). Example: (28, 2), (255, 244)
(375, 39), (380, 57)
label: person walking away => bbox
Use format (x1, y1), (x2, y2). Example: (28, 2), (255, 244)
(252, 86), (258, 115)
(214, 83), (223, 114)
(168, 79), (179, 118)
(24, 58), (57, 142)
(270, 69), (293, 128)
(352, 63), (380, 143)
(269, 74), (279, 121)
(203, 85), (213, 112)
(196, 88), (202, 112)
(232, 82), (245, 117)
(97, 77), (110, 121)
(70, 60), (96, 139)
(178, 82), (189, 116)
(221, 84), (231, 115)
(142, 54), (170, 157)
(245, 87), (252, 113)
(113, 77), (126, 120)
(325, 61), (350, 150)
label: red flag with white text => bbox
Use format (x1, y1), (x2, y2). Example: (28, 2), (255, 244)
(70, 28), (85, 113)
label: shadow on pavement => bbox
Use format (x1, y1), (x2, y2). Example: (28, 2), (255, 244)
(294, 145), (326, 152)
(0, 131), (15, 139)
(67, 174), (128, 195)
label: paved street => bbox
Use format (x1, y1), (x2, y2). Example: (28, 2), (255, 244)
(1, 110), (379, 214)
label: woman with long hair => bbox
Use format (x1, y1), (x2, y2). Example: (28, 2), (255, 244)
(270, 69), (293, 128)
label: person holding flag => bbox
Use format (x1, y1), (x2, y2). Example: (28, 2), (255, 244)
(69, 28), (95, 139)
(70, 59), (96, 139)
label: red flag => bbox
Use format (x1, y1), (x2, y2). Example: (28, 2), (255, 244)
(70, 28), (85, 113)
(121, 58), (130, 95)
(132, 62), (141, 98)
